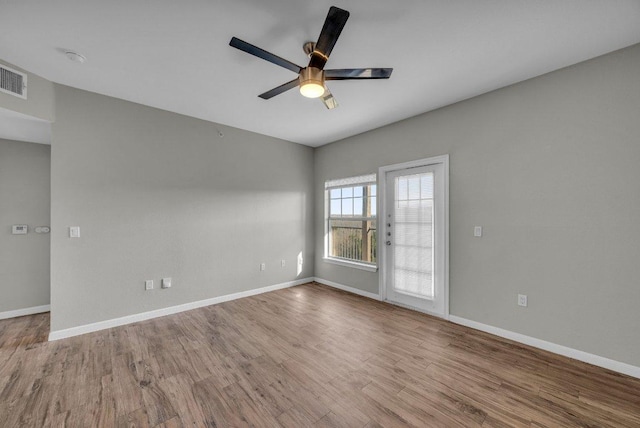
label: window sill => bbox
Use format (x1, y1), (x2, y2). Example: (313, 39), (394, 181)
(323, 257), (378, 272)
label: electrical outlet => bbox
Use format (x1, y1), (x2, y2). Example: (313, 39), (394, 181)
(518, 294), (528, 307)
(281, 259), (286, 267)
(162, 277), (172, 288)
(260, 263), (266, 271)
(145, 280), (154, 290)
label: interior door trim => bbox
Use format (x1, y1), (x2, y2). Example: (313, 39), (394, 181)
(378, 154), (450, 319)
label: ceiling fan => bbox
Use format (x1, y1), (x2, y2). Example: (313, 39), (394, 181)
(229, 6), (393, 109)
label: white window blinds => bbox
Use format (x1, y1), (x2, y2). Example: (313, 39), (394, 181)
(393, 172), (435, 298)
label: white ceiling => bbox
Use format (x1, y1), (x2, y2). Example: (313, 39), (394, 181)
(1, 1), (640, 147)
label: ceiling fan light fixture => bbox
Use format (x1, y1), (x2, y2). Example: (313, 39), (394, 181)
(229, 6), (392, 106)
(299, 67), (325, 98)
(300, 82), (325, 98)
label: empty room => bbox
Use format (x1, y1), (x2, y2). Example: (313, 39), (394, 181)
(1, 1), (640, 426)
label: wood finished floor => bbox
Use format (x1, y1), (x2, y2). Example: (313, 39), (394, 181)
(1, 283), (639, 427)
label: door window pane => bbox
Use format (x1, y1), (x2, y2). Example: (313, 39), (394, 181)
(393, 172), (434, 298)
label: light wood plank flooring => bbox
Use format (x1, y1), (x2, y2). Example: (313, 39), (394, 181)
(1, 282), (639, 427)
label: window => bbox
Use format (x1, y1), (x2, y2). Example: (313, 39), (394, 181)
(325, 174), (377, 270)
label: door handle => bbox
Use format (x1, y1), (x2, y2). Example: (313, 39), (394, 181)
(386, 241), (391, 246)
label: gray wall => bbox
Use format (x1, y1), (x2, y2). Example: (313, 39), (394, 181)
(315, 43), (640, 367)
(0, 139), (50, 312)
(51, 84), (314, 332)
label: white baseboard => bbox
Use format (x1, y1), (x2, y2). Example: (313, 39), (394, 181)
(449, 315), (640, 380)
(0, 304), (50, 320)
(313, 277), (382, 301)
(49, 277), (313, 341)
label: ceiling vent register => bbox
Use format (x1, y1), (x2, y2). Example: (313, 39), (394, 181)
(0, 64), (27, 99)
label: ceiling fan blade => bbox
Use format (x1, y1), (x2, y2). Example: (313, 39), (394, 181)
(309, 7), (350, 70)
(321, 88), (338, 109)
(325, 68), (393, 80)
(258, 79), (299, 99)
(230, 37), (302, 74)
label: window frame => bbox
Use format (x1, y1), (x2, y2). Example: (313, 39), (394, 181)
(323, 175), (378, 272)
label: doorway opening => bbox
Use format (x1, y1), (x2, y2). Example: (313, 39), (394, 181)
(0, 107), (51, 322)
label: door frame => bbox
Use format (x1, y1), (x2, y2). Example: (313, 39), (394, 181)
(378, 154), (450, 319)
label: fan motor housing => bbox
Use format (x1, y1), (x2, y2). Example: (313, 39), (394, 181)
(299, 67), (325, 98)
(299, 67), (324, 86)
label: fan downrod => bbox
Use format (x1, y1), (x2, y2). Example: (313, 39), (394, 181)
(303, 41), (316, 58)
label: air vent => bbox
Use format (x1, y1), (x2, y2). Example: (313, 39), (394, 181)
(0, 64), (27, 99)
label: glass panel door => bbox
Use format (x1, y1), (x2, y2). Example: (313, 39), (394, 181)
(385, 163), (445, 316)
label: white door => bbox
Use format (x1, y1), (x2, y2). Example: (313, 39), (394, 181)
(384, 162), (446, 317)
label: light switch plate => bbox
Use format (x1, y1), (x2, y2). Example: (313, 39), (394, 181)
(474, 226), (482, 237)
(69, 226), (81, 238)
(145, 280), (154, 290)
(162, 277), (172, 288)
